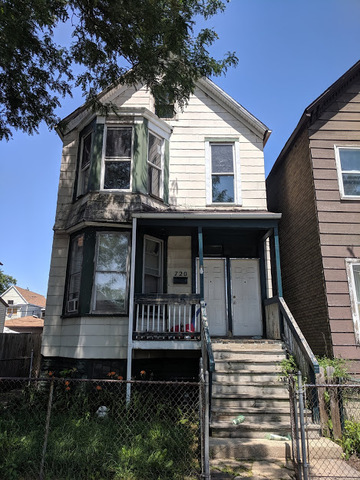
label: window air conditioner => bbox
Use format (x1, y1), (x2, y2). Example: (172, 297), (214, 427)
(67, 299), (78, 313)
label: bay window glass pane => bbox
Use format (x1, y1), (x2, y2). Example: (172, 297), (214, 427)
(97, 233), (128, 271)
(93, 232), (130, 313)
(106, 128), (132, 157)
(211, 144), (234, 173)
(82, 133), (92, 168)
(94, 272), (127, 312)
(340, 149), (360, 171)
(148, 133), (162, 167)
(67, 234), (84, 311)
(342, 173), (360, 196)
(148, 166), (161, 197)
(212, 175), (234, 203)
(104, 161), (130, 189)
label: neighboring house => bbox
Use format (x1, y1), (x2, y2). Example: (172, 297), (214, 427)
(43, 77), (284, 379)
(1, 286), (46, 323)
(0, 298), (8, 333)
(267, 60), (360, 376)
(4, 316), (44, 334)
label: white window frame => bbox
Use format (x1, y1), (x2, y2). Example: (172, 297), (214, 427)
(205, 140), (241, 205)
(335, 146), (360, 199)
(147, 131), (164, 199)
(77, 130), (93, 197)
(101, 125), (133, 191)
(142, 235), (164, 294)
(345, 258), (360, 344)
(91, 231), (131, 314)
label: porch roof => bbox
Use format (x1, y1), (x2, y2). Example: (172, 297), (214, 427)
(133, 211), (281, 229)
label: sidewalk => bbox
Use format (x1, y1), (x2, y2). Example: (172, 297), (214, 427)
(210, 459), (296, 479)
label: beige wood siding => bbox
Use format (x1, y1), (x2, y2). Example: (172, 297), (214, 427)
(309, 81), (360, 374)
(167, 86), (267, 210)
(167, 236), (192, 295)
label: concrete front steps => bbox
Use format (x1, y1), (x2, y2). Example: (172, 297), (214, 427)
(210, 340), (292, 463)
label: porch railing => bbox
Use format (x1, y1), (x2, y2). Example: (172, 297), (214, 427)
(264, 296), (319, 382)
(133, 294), (201, 340)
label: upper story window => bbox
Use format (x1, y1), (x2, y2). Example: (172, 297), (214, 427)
(206, 140), (241, 205)
(335, 146), (360, 198)
(103, 126), (133, 190)
(78, 131), (93, 196)
(148, 132), (164, 199)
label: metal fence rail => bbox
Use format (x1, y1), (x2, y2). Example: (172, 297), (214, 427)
(290, 374), (360, 480)
(0, 376), (204, 480)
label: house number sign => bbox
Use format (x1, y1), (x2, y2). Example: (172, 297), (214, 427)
(174, 271), (188, 277)
(173, 271), (188, 284)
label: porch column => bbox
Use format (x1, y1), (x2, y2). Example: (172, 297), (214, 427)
(198, 226), (204, 301)
(126, 217), (137, 401)
(274, 225), (283, 297)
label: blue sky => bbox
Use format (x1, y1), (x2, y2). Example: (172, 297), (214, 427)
(1, 0), (360, 296)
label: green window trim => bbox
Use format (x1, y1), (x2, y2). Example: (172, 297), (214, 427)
(64, 228), (131, 317)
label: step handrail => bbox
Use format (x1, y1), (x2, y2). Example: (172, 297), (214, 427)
(200, 300), (215, 374)
(265, 296), (319, 382)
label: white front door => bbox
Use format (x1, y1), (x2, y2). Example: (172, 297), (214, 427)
(199, 259), (227, 336)
(230, 259), (263, 336)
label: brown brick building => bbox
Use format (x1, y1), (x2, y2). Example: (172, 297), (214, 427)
(267, 60), (360, 375)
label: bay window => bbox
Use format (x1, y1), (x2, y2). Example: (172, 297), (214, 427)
(147, 132), (164, 198)
(92, 232), (130, 313)
(78, 131), (93, 196)
(103, 127), (132, 190)
(66, 234), (84, 313)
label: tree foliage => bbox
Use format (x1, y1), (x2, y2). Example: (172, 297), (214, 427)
(0, 0), (238, 140)
(0, 269), (16, 294)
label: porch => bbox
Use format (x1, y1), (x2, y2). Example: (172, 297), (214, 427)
(126, 212), (283, 360)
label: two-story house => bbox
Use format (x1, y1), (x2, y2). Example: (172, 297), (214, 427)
(42, 77), (286, 381)
(267, 60), (360, 376)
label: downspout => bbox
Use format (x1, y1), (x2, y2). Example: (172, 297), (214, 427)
(126, 217), (137, 402)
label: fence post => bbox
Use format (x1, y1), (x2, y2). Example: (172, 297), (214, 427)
(298, 371), (309, 480)
(204, 370), (210, 480)
(289, 375), (302, 478)
(28, 349), (34, 380)
(40, 379), (54, 480)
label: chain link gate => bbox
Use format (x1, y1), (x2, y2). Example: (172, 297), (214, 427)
(289, 373), (360, 480)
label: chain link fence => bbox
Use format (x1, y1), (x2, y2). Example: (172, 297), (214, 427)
(290, 374), (360, 480)
(0, 376), (204, 480)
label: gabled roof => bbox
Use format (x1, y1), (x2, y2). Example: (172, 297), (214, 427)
(57, 76), (271, 146)
(1, 286), (46, 308)
(0, 297), (8, 307)
(269, 59), (360, 176)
